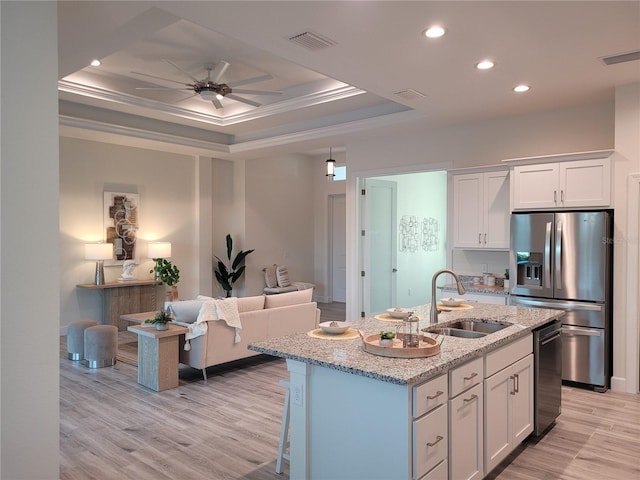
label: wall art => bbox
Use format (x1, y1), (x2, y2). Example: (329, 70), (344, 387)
(422, 217), (439, 251)
(399, 215), (419, 252)
(104, 191), (139, 264)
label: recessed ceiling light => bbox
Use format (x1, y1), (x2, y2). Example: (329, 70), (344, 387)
(513, 84), (530, 93)
(90, 59), (101, 67)
(424, 26), (446, 38)
(476, 60), (494, 70)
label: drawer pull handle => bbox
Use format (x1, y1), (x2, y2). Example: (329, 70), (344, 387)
(514, 373), (519, 393)
(510, 375), (516, 395)
(463, 394), (478, 404)
(463, 372), (478, 381)
(426, 390), (444, 400)
(426, 435), (443, 448)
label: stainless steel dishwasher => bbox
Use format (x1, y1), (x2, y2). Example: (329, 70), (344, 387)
(533, 319), (562, 436)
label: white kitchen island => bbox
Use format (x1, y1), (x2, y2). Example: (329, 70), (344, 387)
(249, 304), (562, 480)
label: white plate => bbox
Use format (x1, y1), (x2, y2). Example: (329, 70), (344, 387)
(318, 321), (350, 334)
(441, 298), (465, 307)
(386, 308), (411, 319)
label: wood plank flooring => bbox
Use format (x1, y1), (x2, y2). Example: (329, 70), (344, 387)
(60, 302), (640, 480)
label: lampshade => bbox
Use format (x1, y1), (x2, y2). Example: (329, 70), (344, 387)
(148, 242), (171, 259)
(85, 243), (113, 260)
(326, 147), (336, 179)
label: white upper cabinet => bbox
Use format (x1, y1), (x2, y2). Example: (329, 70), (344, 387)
(512, 157), (612, 210)
(452, 170), (510, 249)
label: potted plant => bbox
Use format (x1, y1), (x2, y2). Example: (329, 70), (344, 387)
(150, 258), (180, 301)
(145, 310), (172, 331)
(379, 331), (396, 347)
(504, 268), (510, 290)
(214, 234), (254, 297)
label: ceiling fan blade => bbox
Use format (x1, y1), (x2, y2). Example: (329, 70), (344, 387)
(212, 98), (224, 109)
(176, 93), (198, 103)
(210, 60), (230, 84)
(231, 88), (282, 96)
(162, 59), (201, 83)
(227, 74), (273, 88)
(135, 87), (191, 91)
(131, 71), (190, 86)
(226, 94), (261, 107)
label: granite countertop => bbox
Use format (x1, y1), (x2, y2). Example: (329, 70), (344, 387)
(440, 283), (510, 296)
(248, 304), (563, 387)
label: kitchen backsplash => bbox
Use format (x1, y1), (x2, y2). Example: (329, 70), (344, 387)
(450, 249), (509, 279)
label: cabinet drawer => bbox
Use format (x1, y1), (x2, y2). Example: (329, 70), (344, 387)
(419, 459), (448, 480)
(413, 404), (448, 480)
(450, 357), (483, 397)
(485, 334), (532, 378)
(413, 374), (448, 418)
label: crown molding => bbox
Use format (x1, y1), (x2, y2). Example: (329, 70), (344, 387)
(58, 80), (365, 127)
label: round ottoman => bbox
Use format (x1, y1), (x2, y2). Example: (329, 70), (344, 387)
(84, 325), (117, 368)
(67, 319), (99, 360)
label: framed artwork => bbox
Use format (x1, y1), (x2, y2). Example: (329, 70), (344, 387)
(103, 191), (139, 265)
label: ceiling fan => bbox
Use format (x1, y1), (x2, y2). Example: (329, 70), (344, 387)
(132, 59), (281, 109)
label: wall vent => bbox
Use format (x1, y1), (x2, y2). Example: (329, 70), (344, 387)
(288, 31), (337, 50)
(394, 89), (427, 101)
(601, 50), (640, 66)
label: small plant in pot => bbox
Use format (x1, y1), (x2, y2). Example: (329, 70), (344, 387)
(150, 259), (180, 301)
(503, 268), (510, 289)
(145, 310), (172, 331)
(379, 331), (396, 347)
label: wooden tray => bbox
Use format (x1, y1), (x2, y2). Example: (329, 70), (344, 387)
(360, 333), (441, 358)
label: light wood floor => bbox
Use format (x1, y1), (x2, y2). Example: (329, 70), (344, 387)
(61, 302), (640, 480)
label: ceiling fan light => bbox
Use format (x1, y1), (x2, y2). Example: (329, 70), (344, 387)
(200, 90), (214, 100)
(216, 93), (224, 100)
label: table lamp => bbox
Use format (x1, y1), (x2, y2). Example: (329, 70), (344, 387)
(148, 242), (171, 281)
(85, 243), (113, 285)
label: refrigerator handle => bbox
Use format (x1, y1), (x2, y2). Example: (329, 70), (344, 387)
(544, 222), (552, 289)
(555, 221), (562, 290)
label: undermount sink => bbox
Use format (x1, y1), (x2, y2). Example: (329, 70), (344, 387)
(423, 319), (512, 338)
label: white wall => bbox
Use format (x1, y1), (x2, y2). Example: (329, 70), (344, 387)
(1, 2), (60, 477)
(243, 154), (316, 296)
(59, 137), (199, 328)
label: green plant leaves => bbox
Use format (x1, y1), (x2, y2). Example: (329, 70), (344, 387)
(214, 234), (254, 295)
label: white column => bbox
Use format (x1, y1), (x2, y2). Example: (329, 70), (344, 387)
(286, 359), (311, 479)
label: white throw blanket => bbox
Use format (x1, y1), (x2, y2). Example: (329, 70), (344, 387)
(175, 297), (242, 351)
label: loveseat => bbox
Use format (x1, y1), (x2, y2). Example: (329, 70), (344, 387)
(168, 289), (320, 381)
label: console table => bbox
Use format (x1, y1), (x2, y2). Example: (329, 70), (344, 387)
(77, 280), (163, 331)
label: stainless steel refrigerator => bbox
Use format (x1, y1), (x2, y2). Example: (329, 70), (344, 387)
(510, 210), (613, 392)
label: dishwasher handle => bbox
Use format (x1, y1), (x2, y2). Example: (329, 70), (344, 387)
(561, 327), (602, 337)
(541, 331), (561, 345)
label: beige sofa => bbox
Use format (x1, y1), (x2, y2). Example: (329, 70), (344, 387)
(168, 289), (319, 381)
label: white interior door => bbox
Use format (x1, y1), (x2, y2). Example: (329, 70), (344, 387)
(361, 179), (397, 316)
(331, 194), (346, 303)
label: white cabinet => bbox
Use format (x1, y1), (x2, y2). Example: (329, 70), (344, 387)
(449, 358), (484, 480)
(484, 335), (534, 475)
(512, 158), (611, 210)
(452, 171), (510, 249)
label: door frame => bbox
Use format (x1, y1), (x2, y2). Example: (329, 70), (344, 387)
(327, 193), (346, 304)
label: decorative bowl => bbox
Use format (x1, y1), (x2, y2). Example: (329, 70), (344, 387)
(386, 308), (410, 319)
(440, 298), (465, 307)
(318, 321), (350, 334)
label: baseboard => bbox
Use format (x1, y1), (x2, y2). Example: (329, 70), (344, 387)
(314, 295), (332, 303)
(610, 376), (635, 393)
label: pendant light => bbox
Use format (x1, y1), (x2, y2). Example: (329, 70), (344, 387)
(326, 147), (336, 180)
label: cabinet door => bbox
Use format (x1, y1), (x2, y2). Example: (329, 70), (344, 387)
(510, 355), (534, 444)
(560, 158), (611, 207)
(449, 383), (484, 480)
(512, 164), (559, 210)
(484, 367), (512, 473)
(453, 174), (484, 248)
(413, 404), (448, 480)
(483, 171), (510, 248)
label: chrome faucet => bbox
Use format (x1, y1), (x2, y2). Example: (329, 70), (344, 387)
(430, 269), (466, 325)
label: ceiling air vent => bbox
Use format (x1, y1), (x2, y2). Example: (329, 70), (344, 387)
(288, 31), (337, 50)
(394, 89), (427, 101)
(601, 50), (640, 66)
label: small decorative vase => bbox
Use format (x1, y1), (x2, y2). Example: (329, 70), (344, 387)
(379, 339), (394, 347)
(156, 323), (169, 331)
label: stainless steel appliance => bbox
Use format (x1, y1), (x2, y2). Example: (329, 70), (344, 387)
(510, 210), (613, 392)
(533, 319), (562, 435)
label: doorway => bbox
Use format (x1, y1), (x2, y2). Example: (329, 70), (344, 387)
(330, 194), (346, 303)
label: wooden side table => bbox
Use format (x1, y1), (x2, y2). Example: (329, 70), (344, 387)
(127, 323), (188, 392)
(77, 280), (163, 331)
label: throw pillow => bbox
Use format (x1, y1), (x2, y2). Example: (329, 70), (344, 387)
(264, 264), (278, 288)
(276, 265), (291, 287)
(264, 288), (313, 308)
(237, 295), (266, 313)
(168, 300), (206, 323)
